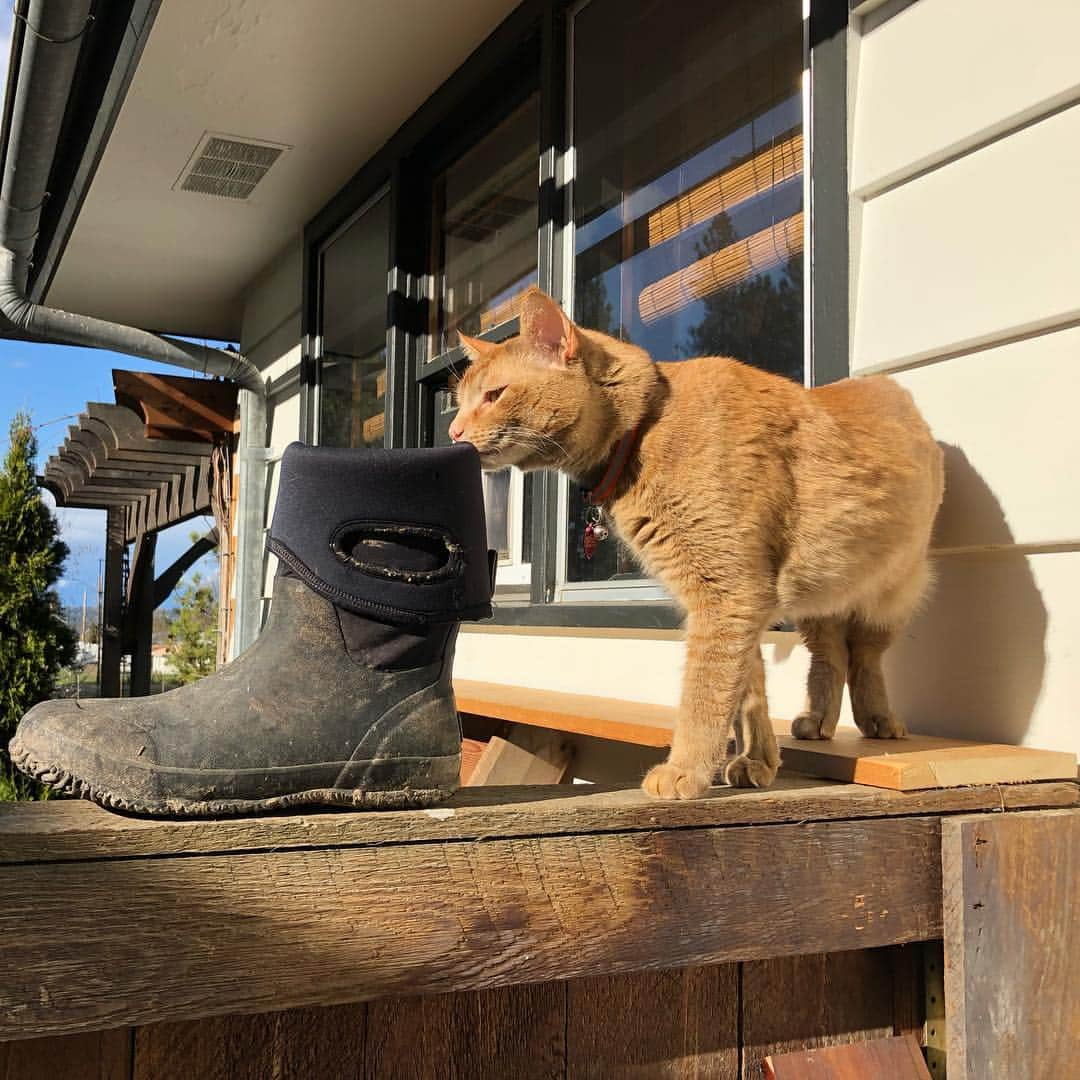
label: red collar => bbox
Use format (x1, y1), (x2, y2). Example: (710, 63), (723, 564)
(587, 423), (641, 505)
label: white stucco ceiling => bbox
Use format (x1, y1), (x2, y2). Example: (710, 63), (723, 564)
(45, 0), (521, 340)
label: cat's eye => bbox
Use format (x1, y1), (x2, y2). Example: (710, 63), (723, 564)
(484, 386), (506, 404)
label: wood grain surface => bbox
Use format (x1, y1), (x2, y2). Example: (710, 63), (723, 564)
(455, 680), (1076, 791)
(776, 730), (1076, 791)
(467, 727), (571, 786)
(1, 778), (1073, 866)
(742, 951), (898, 1079)
(942, 808), (1079, 1079)
(368, 981), (565, 1080)
(0, 816), (943, 1040)
(567, 965), (739, 1079)
(0, 1026), (130, 1079)
(134, 1004), (367, 1080)
(764, 1034), (931, 1079)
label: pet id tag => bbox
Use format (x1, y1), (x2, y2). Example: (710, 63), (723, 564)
(583, 505), (610, 560)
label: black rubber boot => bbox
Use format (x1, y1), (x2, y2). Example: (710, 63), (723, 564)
(10, 443), (494, 817)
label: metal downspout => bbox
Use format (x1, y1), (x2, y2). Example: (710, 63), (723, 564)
(0, 0), (270, 655)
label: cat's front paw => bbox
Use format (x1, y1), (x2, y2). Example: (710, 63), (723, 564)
(724, 754), (778, 789)
(855, 713), (907, 739)
(791, 712), (830, 739)
(642, 762), (712, 800)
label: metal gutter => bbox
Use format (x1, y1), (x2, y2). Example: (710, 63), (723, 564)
(0, 0), (269, 656)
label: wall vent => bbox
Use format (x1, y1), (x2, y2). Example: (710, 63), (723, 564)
(175, 133), (290, 200)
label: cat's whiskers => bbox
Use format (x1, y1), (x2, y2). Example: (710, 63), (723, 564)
(497, 425), (568, 462)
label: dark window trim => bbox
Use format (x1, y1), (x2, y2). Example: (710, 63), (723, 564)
(299, 1), (546, 444)
(809, 0), (850, 386)
(301, 0), (849, 631)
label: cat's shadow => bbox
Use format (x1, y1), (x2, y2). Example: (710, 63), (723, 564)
(884, 443), (1047, 746)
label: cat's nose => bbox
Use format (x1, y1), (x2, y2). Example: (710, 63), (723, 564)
(449, 422), (465, 442)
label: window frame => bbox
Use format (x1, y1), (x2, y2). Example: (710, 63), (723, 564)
(301, 0), (849, 630)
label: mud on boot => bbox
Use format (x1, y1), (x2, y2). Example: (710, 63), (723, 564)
(10, 443), (494, 817)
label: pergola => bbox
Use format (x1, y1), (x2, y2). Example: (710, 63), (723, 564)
(39, 372), (237, 696)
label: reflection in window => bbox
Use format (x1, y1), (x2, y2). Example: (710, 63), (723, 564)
(430, 94), (540, 358)
(319, 194), (390, 447)
(435, 388), (534, 584)
(566, 0), (804, 584)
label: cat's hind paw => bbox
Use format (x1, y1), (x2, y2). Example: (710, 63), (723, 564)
(791, 712), (831, 740)
(642, 762), (711, 800)
(855, 713), (907, 739)
(724, 754), (778, 789)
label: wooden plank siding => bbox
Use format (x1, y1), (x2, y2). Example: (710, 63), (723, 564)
(10, 949), (932, 1080)
(941, 809), (1080, 1078)
(3, 790), (1073, 1073)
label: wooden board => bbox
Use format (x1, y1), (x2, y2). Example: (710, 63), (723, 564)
(135, 1004), (367, 1080)
(567, 966), (738, 1079)
(941, 809), (1080, 1078)
(467, 727), (571, 786)
(0, 1027), (130, 1079)
(775, 728), (1076, 791)
(456, 680), (1077, 791)
(455, 679), (676, 747)
(0, 815), (944, 1040)
(742, 951), (898, 1080)
(0, 779), (1074, 867)
(368, 981), (565, 1080)
(459, 736), (488, 784)
(764, 1034), (931, 1079)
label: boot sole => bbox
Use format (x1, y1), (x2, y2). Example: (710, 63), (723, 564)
(9, 733), (459, 818)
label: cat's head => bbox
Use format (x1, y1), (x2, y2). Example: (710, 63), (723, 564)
(449, 288), (639, 475)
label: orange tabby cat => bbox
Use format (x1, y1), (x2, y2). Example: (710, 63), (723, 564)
(451, 288), (944, 799)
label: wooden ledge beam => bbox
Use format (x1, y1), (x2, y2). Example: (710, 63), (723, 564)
(0, 778), (1073, 867)
(0, 811), (947, 1040)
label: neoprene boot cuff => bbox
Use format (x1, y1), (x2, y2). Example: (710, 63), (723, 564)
(268, 442), (493, 625)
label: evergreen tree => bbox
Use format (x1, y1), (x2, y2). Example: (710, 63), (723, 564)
(166, 572), (218, 684)
(0, 413), (77, 799)
(682, 212), (804, 382)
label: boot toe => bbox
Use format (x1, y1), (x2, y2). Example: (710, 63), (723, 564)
(10, 699), (162, 800)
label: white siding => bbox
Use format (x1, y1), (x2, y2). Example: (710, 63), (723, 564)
(888, 550), (1079, 754)
(851, 0), (1080, 196)
(892, 328), (1080, 551)
(455, 629), (822, 728)
(850, 0), (1078, 755)
(853, 103), (1080, 373)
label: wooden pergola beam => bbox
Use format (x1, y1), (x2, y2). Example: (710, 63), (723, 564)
(152, 529), (219, 609)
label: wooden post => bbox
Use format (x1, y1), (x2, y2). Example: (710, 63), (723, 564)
(126, 531), (157, 697)
(99, 506), (126, 697)
(942, 809), (1079, 1078)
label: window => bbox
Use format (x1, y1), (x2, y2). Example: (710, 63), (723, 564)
(427, 92), (540, 586)
(562, 0), (805, 588)
(305, 0), (831, 625)
(316, 191), (390, 447)
(430, 94), (541, 357)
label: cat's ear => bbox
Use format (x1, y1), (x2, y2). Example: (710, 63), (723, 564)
(457, 332), (497, 361)
(519, 288), (577, 368)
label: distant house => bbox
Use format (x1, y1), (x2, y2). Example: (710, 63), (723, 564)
(1, 0), (1075, 759)
(150, 644), (176, 677)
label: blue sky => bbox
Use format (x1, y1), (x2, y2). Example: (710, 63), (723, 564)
(0, 6), (219, 613)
